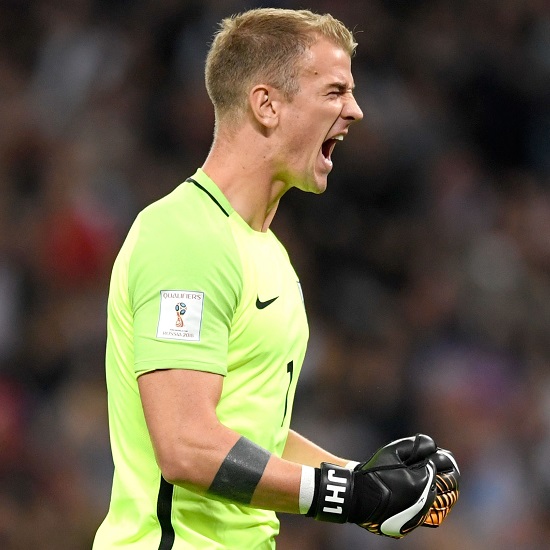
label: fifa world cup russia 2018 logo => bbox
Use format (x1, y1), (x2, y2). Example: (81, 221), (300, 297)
(175, 302), (187, 327)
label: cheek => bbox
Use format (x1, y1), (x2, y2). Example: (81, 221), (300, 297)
(287, 127), (313, 157)
(282, 111), (323, 162)
(294, 124), (320, 153)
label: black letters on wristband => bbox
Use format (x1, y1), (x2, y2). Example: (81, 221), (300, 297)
(308, 463), (354, 523)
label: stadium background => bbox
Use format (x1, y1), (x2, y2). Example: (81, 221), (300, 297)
(0, 0), (549, 548)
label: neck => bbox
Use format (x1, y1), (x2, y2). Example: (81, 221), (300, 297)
(201, 127), (289, 232)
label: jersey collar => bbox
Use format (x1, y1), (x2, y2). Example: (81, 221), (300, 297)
(189, 168), (234, 216)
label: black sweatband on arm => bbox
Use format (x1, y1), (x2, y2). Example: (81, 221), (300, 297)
(207, 436), (271, 505)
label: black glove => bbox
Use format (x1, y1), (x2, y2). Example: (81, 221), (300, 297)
(422, 447), (460, 527)
(307, 434), (437, 539)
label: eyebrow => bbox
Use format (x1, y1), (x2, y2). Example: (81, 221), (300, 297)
(328, 81), (355, 92)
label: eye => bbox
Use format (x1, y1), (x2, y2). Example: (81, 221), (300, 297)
(326, 85), (350, 98)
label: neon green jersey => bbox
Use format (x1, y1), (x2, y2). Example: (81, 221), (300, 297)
(93, 169), (309, 549)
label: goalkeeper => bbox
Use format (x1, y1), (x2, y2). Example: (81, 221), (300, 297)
(93, 7), (459, 549)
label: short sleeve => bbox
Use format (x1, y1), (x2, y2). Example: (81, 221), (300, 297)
(127, 194), (242, 377)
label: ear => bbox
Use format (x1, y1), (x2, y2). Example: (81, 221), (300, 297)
(249, 85), (279, 129)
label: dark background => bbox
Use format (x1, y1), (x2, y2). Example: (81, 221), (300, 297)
(0, 0), (549, 548)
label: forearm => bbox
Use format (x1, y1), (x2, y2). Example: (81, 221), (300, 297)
(249, 451), (302, 512)
(282, 429), (349, 468)
(167, 429), (303, 514)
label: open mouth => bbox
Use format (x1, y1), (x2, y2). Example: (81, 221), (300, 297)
(321, 135), (343, 163)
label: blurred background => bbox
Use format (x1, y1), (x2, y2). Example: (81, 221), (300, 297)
(0, 0), (549, 548)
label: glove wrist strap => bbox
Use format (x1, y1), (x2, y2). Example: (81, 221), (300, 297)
(307, 463), (354, 523)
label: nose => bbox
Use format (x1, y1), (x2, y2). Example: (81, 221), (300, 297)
(344, 94), (363, 123)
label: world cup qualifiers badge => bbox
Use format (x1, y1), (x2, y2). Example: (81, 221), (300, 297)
(175, 302), (187, 327)
(157, 290), (204, 342)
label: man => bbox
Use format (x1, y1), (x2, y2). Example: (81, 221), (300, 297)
(93, 8), (459, 549)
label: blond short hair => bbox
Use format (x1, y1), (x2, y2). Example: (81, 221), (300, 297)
(205, 8), (357, 125)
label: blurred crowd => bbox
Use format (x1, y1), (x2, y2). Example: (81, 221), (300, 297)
(0, 0), (549, 548)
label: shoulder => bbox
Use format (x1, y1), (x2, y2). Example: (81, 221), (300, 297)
(135, 182), (237, 259)
(126, 182), (243, 303)
(142, 181), (229, 231)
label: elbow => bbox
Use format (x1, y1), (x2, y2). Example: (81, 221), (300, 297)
(155, 448), (195, 487)
(158, 464), (180, 486)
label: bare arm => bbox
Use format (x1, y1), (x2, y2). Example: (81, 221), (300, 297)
(282, 429), (349, 468)
(138, 368), (302, 513)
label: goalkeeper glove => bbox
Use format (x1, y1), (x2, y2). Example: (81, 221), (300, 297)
(422, 446), (460, 527)
(307, 434), (437, 539)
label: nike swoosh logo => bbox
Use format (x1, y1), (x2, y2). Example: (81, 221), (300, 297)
(256, 296), (279, 309)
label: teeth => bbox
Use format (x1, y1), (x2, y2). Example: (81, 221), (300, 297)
(334, 135), (344, 141)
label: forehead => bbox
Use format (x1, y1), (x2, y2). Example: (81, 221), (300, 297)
(299, 38), (354, 87)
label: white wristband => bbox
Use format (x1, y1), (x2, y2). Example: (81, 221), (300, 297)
(345, 460), (360, 470)
(299, 465), (315, 514)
